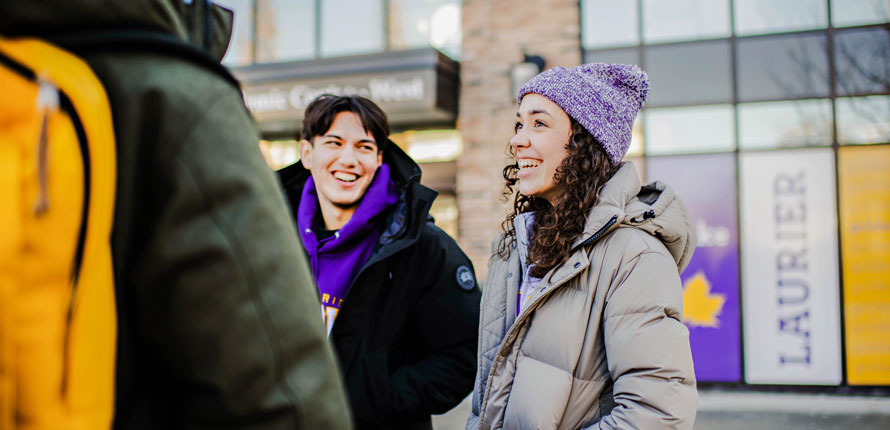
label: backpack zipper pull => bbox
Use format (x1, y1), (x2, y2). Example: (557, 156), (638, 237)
(34, 75), (59, 217)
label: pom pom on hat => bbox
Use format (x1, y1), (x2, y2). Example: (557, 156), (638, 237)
(517, 63), (649, 165)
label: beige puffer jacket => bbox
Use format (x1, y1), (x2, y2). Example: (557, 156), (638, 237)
(467, 162), (698, 430)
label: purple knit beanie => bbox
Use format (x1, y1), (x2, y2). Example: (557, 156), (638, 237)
(517, 63), (649, 165)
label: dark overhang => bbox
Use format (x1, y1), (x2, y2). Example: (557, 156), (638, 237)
(231, 48), (460, 137)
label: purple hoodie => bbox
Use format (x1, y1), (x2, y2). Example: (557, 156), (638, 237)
(297, 164), (399, 334)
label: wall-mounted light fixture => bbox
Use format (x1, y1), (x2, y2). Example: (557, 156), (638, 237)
(510, 53), (546, 99)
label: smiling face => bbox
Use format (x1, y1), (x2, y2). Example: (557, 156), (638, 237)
(301, 111), (383, 226)
(510, 93), (572, 202)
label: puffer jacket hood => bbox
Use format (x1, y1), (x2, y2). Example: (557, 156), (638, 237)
(0, 0), (234, 60)
(570, 162), (696, 272)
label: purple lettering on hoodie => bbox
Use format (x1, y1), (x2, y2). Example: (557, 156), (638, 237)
(297, 164), (399, 335)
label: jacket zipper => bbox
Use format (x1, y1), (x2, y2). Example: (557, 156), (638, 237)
(58, 93), (91, 286)
(478, 256), (587, 426)
(1, 50), (93, 396)
(478, 214), (618, 425)
(59, 82), (93, 398)
(326, 246), (392, 337)
(575, 215), (618, 250)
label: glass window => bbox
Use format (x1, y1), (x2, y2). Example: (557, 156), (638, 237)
(644, 104), (735, 154)
(738, 99), (833, 149)
(390, 129), (463, 163)
(626, 117), (644, 158)
(321, 0), (384, 57)
(389, 0), (461, 60)
(832, 0), (890, 27)
(734, 0), (828, 36)
(837, 96), (890, 145)
(583, 47), (639, 66)
(259, 139), (300, 170)
(217, 0), (254, 66)
(644, 40), (732, 107)
(429, 193), (459, 240)
(581, 0), (639, 49)
(835, 27), (890, 96)
(736, 33), (830, 102)
(255, 0), (315, 63)
(642, 0), (730, 44)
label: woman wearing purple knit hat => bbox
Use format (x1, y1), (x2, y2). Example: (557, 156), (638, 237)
(467, 63), (698, 429)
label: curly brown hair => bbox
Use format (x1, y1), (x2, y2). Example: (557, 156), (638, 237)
(497, 119), (619, 279)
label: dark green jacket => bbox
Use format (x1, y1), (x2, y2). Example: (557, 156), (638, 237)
(1, 1), (351, 428)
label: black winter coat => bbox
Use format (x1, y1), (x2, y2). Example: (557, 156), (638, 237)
(279, 143), (481, 430)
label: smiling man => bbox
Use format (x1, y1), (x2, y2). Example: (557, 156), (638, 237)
(278, 94), (481, 430)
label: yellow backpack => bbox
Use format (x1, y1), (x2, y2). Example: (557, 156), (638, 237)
(0, 37), (117, 429)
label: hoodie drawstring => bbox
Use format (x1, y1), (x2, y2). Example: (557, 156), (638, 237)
(34, 76), (60, 217)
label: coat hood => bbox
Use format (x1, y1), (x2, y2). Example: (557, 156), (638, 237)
(576, 162), (697, 272)
(0, 0), (234, 60)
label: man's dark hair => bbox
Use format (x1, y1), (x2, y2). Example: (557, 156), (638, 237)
(301, 94), (390, 152)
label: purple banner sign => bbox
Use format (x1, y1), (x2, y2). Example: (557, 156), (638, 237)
(647, 154), (741, 382)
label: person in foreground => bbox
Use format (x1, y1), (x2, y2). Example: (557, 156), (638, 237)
(1, 1), (351, 428)
(467, 63), (698, 429)
(278, 94), (481, 429)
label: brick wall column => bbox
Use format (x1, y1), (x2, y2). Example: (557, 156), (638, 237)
(457, 0), (582, 281)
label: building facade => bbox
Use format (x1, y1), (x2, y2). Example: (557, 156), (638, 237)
(576, 0), (890, 389)
(221, 0), (890, 391)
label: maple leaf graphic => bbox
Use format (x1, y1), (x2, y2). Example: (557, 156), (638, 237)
(682, 271), (726, 328)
